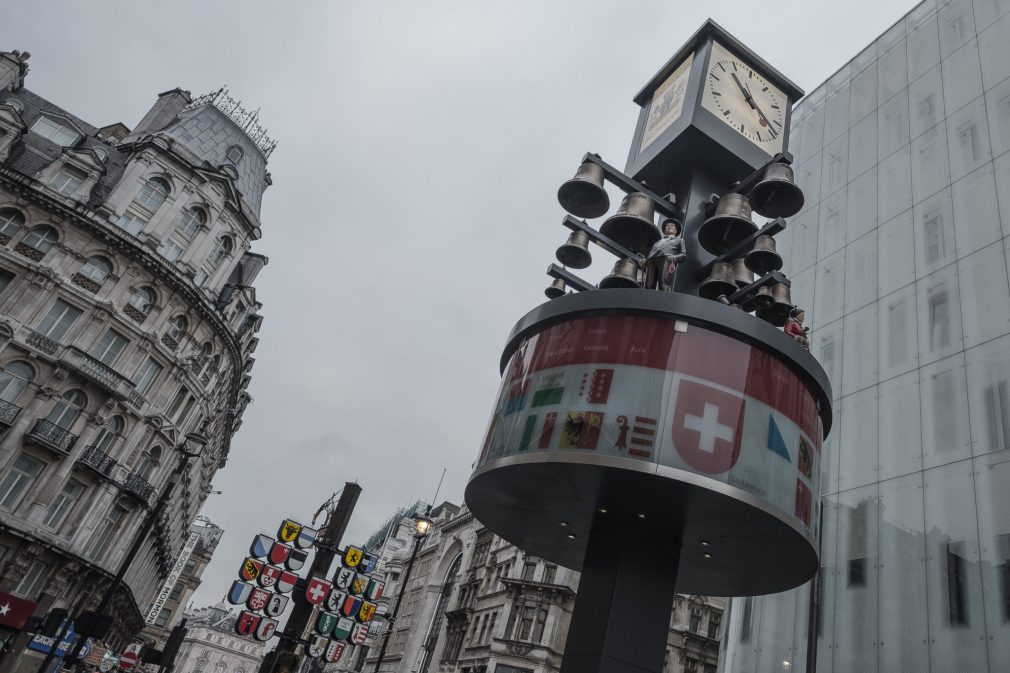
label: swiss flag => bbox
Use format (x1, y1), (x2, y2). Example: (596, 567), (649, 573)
(672, 379), (745, 474)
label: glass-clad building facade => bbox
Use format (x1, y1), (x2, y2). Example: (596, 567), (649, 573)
(719, 0), (1010, 671)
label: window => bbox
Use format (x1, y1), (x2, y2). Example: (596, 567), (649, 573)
(13, 560), (48, 598)
(44, 478), (85, 529)
(0, 361), (33, 403)
(947, 541), (970, 625)
(195, 237), (233, 286)
(542, 565), (556, 584)
(50, 165), (86, 196)
(78, 256), (112, 284)
(127, 287), (154, 315)
(532, 607), (548, 643)
(165, 315), (187, 343)
(21, 225), (57, 254)
(707, 614), (720, 639)
(929, 289), (951, 350)
(136, 446), (162, 479)
(157, 238), (186, 262)
(30, 117), (78, 145)
(848, 557), (867, 586)
(917, 94), (937, 132)
(689, 607), (702, 633)
(169, 583), (183, 601)
(0, 207), (24, 240)
(958, 122), (979, 167)
(183, 558), (197, 576)
(92, 416), (124, 453)
(0, 269), (13, 294)
(37, 300), (81, 341)
(0, 454), (45, 509)
(86, 506), (126, 560)
(176, 207), (206, 241)
(517, 606), (536, 640)
(133, 357), (162, 394)
(91, 329), (128, 365)
(923, 211), (946, 265)
(522, 561), (537, 581)
(115, 213), (146, 236)
(154, 608), (172, 628)
(685, 658), (698, 671)
(134, 179), (169, 211)
(45, 389), (85, 429)
(226, 145), (243, 164)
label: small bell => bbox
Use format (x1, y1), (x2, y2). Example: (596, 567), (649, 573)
(748, 162), (804, 218)
(558, 161), (610, 219)
(600, 192), (661, 255)
(732, 257), (753, 289)
(698, 192), (757, 254)
(756, 282), (793, 326)
(599, 258), (641, 289)
(742, 284), (775, 312)
(744, 235), (784, 275)
(545, 278), (567, 299)
(555, 231), (592, 269)
(698, 262), (738, 301)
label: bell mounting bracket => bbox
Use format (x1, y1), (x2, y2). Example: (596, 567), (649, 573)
(694, 218), (788, 280)
(579, 152), (679, 219)
(702, 150), (795, 216)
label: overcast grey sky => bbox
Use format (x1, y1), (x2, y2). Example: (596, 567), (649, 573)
(3, 0), (913, 608)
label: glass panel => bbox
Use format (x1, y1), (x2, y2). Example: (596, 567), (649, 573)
(815, 252), (845, 327)
(815, 497), (840, 667)
(952, 163), (1001, 256)
(878, 209), (916, 296)
(818, 190), (847, 258)
(997, 153), (1010, 238)
(920, 353), (972, 468)
(833, 485), (879, 673)
(879, 284), (920, 380)
(878, 371), (924, 479)
(880, 15), (907, 51)
(844, 229), (878, 313)
(909, 65), (945, 140)
(813, 319), (844, 402)
(917, 265), (964, 364)
(878, 472), (930, 672)
(942, 39), (985, 115)
(939, 0), (978, 57)
(911, 121), (951, 203)
(878, 40), (908, 104)
(821, 136), (849, 197)
(853, 43), (878, 74)
(923, 460), (988, 673)
(842, 302), (879, 397)
(973, 450), (1010, 672)
(789, 268), (815, 328)
(849, 111), (878, 180)
(850, 63), (878, 124)
(824, 85), (851, 143)
(913, 189), (956, 276)
(966, 335), (1010, 455)
(796, 104), (826, 164)
(947, 97), (993, 181)
(973, 0), (1010, 31)
(752, 589), (803, 673)
(977, 11), (1010, 89)
(985, 76), (1010, 157)
(846, 167), (878, 244)
(878, 90), (911, 160)
(796, 153), (823, 208)
(838, 387), (879, 490)
(878, 145), (913, 222)
(789, 210), (819, 274)
(958, 242), (1010, 348)
(907, 14), (941, 81)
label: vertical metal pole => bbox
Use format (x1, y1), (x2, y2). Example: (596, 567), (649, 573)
(372, 534), (423, 673)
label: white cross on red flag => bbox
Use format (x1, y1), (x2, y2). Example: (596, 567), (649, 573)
(672, 379), (745, 474)
(305, 577), (332, 606)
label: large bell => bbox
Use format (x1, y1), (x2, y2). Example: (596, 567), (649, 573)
(555, 231), (592, 269)
(698, 262), (738, 301)
(732, 257), (753, 288)
(748, 162), (805, 218)
(698, 193), (757, 254)
(756, 282), (793, 326)
(600, 192), (661, 255)
(599, 258), (641, 289)
(742, 284), (775, 312)
(745, 234), (784, 275)
(558, 161), (610, 219)
(545, 278), (567, 299)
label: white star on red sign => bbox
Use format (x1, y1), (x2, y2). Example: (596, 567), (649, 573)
(0, 603), (10, 617)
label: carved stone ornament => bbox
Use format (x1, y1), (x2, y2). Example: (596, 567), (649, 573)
(52, 367), (69, 382)
(49, 212), (63, 224)
(506, 643), (534, 657)
(37, 385), (57, 398)
(93, 308), (111, 323)
(3, 543), (44, 586)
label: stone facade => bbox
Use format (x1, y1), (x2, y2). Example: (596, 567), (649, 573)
(172, 602), (265, 673)
(0, 49), (268, 668)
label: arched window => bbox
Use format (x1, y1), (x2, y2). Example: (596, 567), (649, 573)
(136, 445), (161, 478)
(195, 237), (233, 287)
(226, 145), (243, 164)
(196, 343), (215, 377)
(165, 315), (187, 342)
(0, 361), (33, 403)
(78, 256), (112, 284)
(127, 287), (154, 316)
(177, 207), (206, 240)
(20, 225), (57, 255)
(45, 389), (86, 430)
(134, 179), (169, 211)
(93, 416), (124, 452)
(0, 208), (25, 242)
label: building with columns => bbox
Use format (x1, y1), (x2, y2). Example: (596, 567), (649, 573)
(0, 49), (268, 670)
(171, 601), (265, 673)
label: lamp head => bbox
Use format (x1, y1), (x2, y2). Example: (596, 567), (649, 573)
(182, 431), (209, 457)
(414, 513), (434, 538)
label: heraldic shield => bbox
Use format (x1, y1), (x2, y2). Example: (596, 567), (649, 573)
(358, 601), (377, 623)
(350, 574), (368, 596)
(365, 578), (385, 601)
(307, 634), (328, 659)
(334, 567), (356, 591)
(268, 541), (291, 566)
(276, 570), (297, 594)
(296, 526), (318, 549)
(235, 610), (261, 637)
(306, 577), (332, 606)
(317, 611), (339, 636)
(326, 640), (346, 664)
(350, 623), (369, 645)
(228, 580), (254, 605)
(359, 552), (378, 574)
(254, 617), (278, 642)
(258, 564), (282, 588)
(248, 587), (271, 612)
(286, 548), (308, 572)
(265, 594), (289, 618)
(250, 534), (273, 559)
(239, 557), (263, 582)
(333, 617), (353, 641)
(326, 588), (347, 613)
(278, 519), (302, 544)
(340, 594), (363, 619)
(343, 546), (363, 568)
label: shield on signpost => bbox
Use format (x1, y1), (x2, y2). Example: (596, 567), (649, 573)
(316, 611), (339, 636)
(239, 558), (264, 582)
(228, 580), (254, 605)
(278, 519), (302, 544)
(258, 564), (281, 589)
(359, 552), (378, 574)
(333, 617), (354, 641)
(358, 601), (377, 623)
(276, 571), (297, 594)
(342, 546), (363, 568)
(265, 594), (289, 618)
(249, 534), (274, 559)
(268, 542), (291, 566)
(340, 594), (363, 619)
(350, 623), (369, 645)
(325, 589), (346, 613)
(305, 577), (332, 606)
(350, 574), (368, 596)
(254, 617), (278, 642)
(285, 548), (308, 572)
(334, 568), (355, 591)
(296, 526), (318, 549)
(247, 588), (271, 612)
(325, 640), (346, 664)
(235, 611), (260, 637)
(307, 634), (328, 659)
(365, 578), (385, 601)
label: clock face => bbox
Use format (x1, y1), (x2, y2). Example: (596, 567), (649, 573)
(700, 41), (787, 153)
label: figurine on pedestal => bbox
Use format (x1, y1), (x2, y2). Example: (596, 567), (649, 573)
(646, 218), (687, 291)
(784, 307), (810, 348)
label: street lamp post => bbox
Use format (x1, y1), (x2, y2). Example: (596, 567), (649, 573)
(372, 511), (434, 673)
(52, 431), (209, 673)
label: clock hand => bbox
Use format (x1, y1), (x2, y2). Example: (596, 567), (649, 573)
(731, 71), (779, 137)
(730, 72), (755, 106)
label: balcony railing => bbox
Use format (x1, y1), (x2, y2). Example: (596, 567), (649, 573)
(0, 399), (21, 427)
(123, 472), (155, 504)
(26, 331), (59, 355)
(26, 419), (77, 455)
(77, 445), (117, 479)
(61, 347), (145, 409)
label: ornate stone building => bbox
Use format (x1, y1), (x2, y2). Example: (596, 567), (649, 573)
(0, 49), (268, 668)
(172, 602), (265, 673)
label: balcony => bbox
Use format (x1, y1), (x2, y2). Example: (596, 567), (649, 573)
(60, 347), (145, 408)
(123, 472), (155, 504)
(0, 399), (21, 427)
(76, 445), (117, 479)
(26, 331), (59, 355)
(26, 419), (77, 455)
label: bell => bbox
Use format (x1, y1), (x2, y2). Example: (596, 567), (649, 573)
(698, 193), (757, 254)
(756, 282), (793, 326)
(558, 161), (610, 219)
(698, 262), (738, 301)
(732, 257), (753, 288)
(748, 162), (805, 218)
(741, 284), (774, 312)
(545, 278), (567, 299)
(555, 231), (592, 269)
(599, 258), (641, 289)
(600, 192), (661, 255)
(745, 234), (784, 275)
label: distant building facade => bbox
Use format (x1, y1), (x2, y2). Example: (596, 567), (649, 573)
(0, 49), (268, 670)
(172, 602), (265, 673)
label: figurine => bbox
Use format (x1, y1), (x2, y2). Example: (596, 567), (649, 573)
(646, 218), (687, 291)
(784, 307), (810, 348)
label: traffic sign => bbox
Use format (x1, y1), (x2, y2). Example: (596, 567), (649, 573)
(119, 648), (139, 670)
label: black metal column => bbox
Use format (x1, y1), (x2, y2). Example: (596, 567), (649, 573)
(559, 521), (681, 673)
